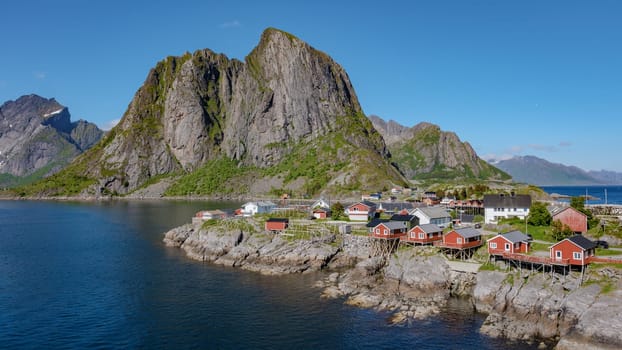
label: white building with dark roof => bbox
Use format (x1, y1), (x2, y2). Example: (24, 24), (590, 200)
(483, 193), (531, 224)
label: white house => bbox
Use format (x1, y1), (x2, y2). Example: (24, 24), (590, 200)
(410, 207), (452, 228)
(483, 193), (531, 224)
(241, 201), (277, 216)
(311, 198), (331, 210)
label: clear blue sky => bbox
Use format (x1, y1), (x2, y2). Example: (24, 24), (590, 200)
(1, 0), (621, 171)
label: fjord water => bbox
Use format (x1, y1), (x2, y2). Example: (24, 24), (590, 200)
(0, 201), (540, 349)
(541, 185), (622, 205)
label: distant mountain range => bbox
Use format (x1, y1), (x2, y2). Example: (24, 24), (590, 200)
(0, 94), (103, 188)
(492, 155), (622, 185)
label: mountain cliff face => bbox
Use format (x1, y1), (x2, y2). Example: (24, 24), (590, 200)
(370, 115), (509, 182)
(0, 94), (103, 187)
(29, 28), (405, 197)
(493, 155), (609, 186)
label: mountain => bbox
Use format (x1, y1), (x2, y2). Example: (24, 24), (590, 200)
(369, 115), (510, 183)
(492, 155), (608, 186)
(23, 28), (406, 197)
(0, 94), (103, 188)
(588, 170), (622, 185)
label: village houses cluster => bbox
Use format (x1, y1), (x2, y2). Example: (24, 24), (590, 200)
(193, 189), (616, 271)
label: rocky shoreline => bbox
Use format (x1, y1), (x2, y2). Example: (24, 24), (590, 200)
(163, 219), (622, 349)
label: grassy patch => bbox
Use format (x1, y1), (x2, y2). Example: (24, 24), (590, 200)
(164, 158), (250, 196)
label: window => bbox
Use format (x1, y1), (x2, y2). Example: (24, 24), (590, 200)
(555, 250), (562, 259)
(573, 252), (582, 260)
(504, 243), (510, 251)
(490, 242), (497, 249)
(383, 229), (388, 235)
(375, 228), (380, 234)
(457, 238), (462, 244)
(419, 232), (425, 239)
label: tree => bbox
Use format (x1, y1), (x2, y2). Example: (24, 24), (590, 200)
(550, 219), (574, 241)
(570, 196), (585, 211)
(330, 202), (345, 220)
(570, 196), (598, 229)
(528, 201), (551, 226)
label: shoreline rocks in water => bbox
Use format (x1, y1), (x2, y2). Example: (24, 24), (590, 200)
(163, 218), (622, 349)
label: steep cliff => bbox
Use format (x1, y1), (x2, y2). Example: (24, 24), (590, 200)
(370, 115), (509, 182)
(0, 94), (103, 187)
(26, 28), (406, 197)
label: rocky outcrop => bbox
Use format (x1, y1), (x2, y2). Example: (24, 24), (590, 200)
(164, 219), (622, 348)
(473, 269), (622, 349)
(0, 94), (103, 187)
(29, 28), (406, 197)
(163, 219), (339, 275)
(369, 115), (509, 181)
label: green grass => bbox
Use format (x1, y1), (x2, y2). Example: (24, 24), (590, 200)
(596, 248), (622, 256)
(164, 158), (250, 196)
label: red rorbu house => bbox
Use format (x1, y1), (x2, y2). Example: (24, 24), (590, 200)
(551, 207), (588, 234)
(404, 224), (443, 245)
(371, 221), (407, 239)
(312, 208), (331, 219)
(488, 230), (531, 255)
(265, 218), (289, 232)
(346, 201), (377, 221)
(440, 227), (482, 249)
(549, 235), (596, 266)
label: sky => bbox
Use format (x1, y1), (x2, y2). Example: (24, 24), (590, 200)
(1, 0), (621, 172)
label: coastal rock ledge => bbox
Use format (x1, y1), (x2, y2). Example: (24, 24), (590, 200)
(164, 220), (622, 349)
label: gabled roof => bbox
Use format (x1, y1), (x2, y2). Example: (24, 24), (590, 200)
(483, 194), (531, 209)
(552, 235), (597, 250)
(499, 230), (530, 244)
(414, 207), (450, 219)
(375, 221), (407, 230)
(390, 214), (416, 222)
(244, 201), (276, 207)
(415, 224), (443, 233)
(366, 218), (389, 228)
(453, 227), (481, 239)
(349, 201), (377, 210)
(551, 206), (587, 218)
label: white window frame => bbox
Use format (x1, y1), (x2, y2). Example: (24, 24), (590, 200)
(573, 252), (582, 260)
(490, 242), (497, 249)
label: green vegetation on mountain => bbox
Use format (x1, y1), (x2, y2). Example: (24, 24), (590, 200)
(19, 28), (406, 198)
(369, 116), (510, 184)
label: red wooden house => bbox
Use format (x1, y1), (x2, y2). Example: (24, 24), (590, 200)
(404, 224), (443, 244)
(551, 207), (587, 234)
(440, 228), (482, 249)
(371, 222), (407, 239)
(488, 230), (530, 255)
(346, 201), (377, 221)
(265, 218), (289, 232)
(549, 235), (596, 266)
(312, 208), (331, 219)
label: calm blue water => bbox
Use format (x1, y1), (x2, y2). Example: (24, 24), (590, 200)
(0, 200), (544, 349)
(541, 185), (622, 205)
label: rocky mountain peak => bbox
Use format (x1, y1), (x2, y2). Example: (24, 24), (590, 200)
(370, 115), (509, 182)
(27, 28), (404, 196)
(0, 94), (103, 187)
